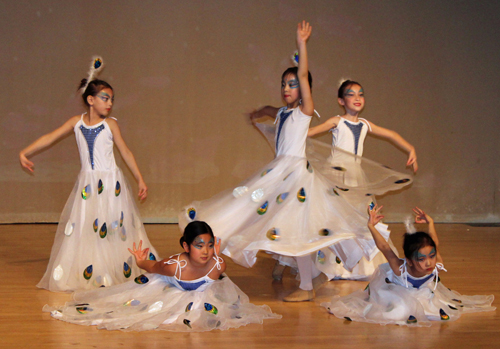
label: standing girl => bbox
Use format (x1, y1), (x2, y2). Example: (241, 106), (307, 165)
(301, 80), (418, 280)
(43, 221), (281, 332)
(19, 57), (158, 292)
(323, 205), (495, 326)
(179, 22), (386, 302)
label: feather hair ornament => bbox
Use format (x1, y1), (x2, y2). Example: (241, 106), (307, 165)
(80, 56), (104, 94)
(338, 77), (351, 88)
(291, 50), (299, 66)
(404, 216), (417, 235)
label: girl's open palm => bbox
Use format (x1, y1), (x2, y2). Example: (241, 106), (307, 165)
(128, 240), (149, 262)
(368, 204), (384, 226)
(413, 207), (429, 224)
(297, 20), (312, 45)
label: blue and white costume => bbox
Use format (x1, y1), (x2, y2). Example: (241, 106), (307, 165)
(44, 254), (281, 332)
(322, 261), (495, 327)
(37, 114), (158, 292)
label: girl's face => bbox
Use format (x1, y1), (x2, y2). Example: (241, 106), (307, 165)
(185, 233), (215, 266)
(338, 84), (364, 114)
(407, 245), (437, 277)
(89, 88), (114, 117)
(281, 74), (301, 107)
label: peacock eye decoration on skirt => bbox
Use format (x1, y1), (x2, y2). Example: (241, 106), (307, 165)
(406, 315), (417, 324)
(98, 179), (103, 194)
(204, 303), (218, 315)
(82, 184), (91, 200)
(183, 319), (192, 328)
(148, 252), (156, 261)
(123, 299), (140, 306)
(335, 186), (349, 192)
(123, 262), (132, 278)
(76, 306), (93, 314)
(187, 207), (196, 220)
(439, 309), (450, 320)
(319, 228), (331, 236)
(185, 302), (193, 312)
(336, 256), (342, 264)
(332, 166), (347, 172)
(306, 161), (313, 173)
(93, 219), (98, 232)
(120, 211), (124, 227)
(261, 168), (273, 177)
(276, 192), (289, 204)
(83, 265), (93, 280)
(395, 178), (411, 184)
(115, 181), (121, 196)
(266, 228), (280, 241)
(317, 250), (325, 264)
(257, 201), (269, 215)
(134, 274), (149, 284)
(297, 188), (306, 202)
(99, 223), (107, 238)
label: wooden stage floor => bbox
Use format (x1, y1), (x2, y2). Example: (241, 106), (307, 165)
(1, 223), (498, 348)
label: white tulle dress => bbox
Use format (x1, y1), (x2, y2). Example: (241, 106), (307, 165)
(322, 261), (495, 327)
(43, 254), (281, 332)
(178, 108), (412, 271)
(37, 114), (158, 292)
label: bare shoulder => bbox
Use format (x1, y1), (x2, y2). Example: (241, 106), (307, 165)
(66, 115), (81, 127)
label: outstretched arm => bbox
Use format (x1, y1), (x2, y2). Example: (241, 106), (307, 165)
(247, 106), (280, 124)
(107, 119), (148, 201)
(296, 20), (314, 117)
(366, 121), (418, 173)
(308, 116), (340, 137)
(367, 204), (403, 274)
(19, 116), (79, 172)
(128, 240), (175, 276)
(413, 207), (443, 264)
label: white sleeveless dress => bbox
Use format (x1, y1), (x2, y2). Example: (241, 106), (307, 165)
(37, 114), (158, 292)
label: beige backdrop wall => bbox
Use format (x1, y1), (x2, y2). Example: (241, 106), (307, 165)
(1, 0), (499, 223)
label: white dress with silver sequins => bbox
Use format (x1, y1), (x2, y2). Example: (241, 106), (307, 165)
(322, 262), (495, 327)
(179, 108), (409, 270)
(43, 255), (281, 332)
(37, 114), (158, 292)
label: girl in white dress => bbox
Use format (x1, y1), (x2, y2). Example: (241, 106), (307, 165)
(44, 221), (281, 332)
(323, 205), (495, 326)
(19, 58), (158, 292)
(274, 80), (418, 281)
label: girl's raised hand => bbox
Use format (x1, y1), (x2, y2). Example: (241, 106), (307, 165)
(413, 207), (431, 224)
(138, 181), (148, 201)
(297, 20), (312, 45)
(368, 204), (384, 226)
(19, 153), (34, 173)
(128, 240), (149, 261)
(214, 236), (222, 256)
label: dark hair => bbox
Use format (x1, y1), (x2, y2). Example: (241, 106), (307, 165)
(78, 79), (113, 107)
(403, 232), (436, 261)
(179, 221), (214, 248)
(338, 80), (362, 99)
(281, 67), (313, 91)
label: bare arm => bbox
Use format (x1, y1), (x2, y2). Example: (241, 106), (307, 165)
(296, 20), (314, 116)
(413, 207), (443, 264)
(19, 116), (80, 172)
(247, 106), (280, 124)
(368, 204), (403, 275)
(307, 116), (340, 137)
(107, 119), (148, 201)
(128, 241), (176, 276)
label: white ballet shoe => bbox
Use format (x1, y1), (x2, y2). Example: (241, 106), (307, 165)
(283, 288), (315, 302)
